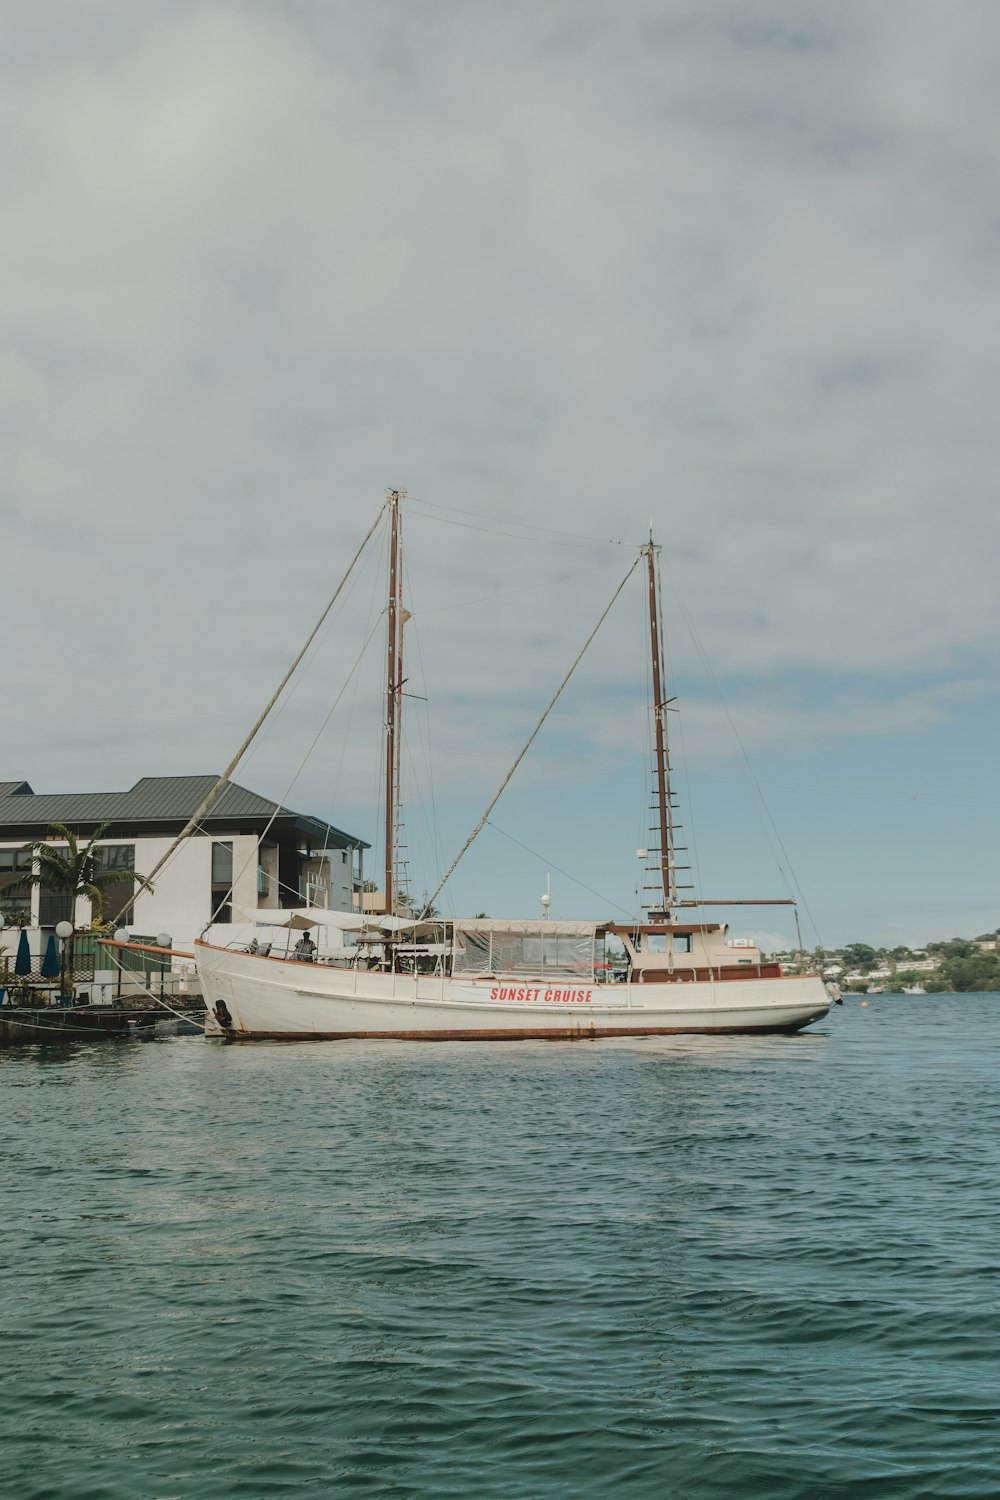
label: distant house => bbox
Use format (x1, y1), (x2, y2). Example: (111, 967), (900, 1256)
(0, 775), (367, 947)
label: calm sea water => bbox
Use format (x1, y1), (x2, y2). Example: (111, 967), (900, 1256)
(2, 996), (998, 1499)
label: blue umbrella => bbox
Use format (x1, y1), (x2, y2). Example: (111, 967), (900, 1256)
(40, 934), (59, 979)
(14, 929), (31, 976)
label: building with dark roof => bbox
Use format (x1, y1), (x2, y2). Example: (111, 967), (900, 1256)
(0, 774), (368, 943)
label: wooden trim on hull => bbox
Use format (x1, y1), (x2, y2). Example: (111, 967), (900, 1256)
(633, 965), (785, 982)
(218, 1020), (816, 1042)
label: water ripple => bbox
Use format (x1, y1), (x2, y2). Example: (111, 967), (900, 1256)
(1, 997), (999, 1497)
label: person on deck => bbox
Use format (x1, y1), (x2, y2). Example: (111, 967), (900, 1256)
(292, 933), (316, 962)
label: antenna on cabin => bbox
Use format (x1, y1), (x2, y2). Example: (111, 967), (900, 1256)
(540, 872), (551, 919)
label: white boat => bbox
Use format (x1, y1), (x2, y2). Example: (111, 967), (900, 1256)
(197, 492), (834, 1041)
(199, 922), (831, 1040)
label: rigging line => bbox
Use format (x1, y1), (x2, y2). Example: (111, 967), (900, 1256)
(485, 820), (635, 918)
(202, 610), (389, 936)
(145, 498), (390, 895)
(413, 562), (620, 616)
(667, 582), (823, 948)
(406, 492), (630, 548)
(399, 553), (449, 899)
(0, 1008), (199, 1037)
(418, 552), (643, 918)
(675, 593), (791, 887)
(324, 530), (386, 832)
(659, 572), (704, 910)
(399, 733), (447, 908)
(410, 509), (623, 552)
(242, 525), (383, 771)
(98, 946), (206, 1032)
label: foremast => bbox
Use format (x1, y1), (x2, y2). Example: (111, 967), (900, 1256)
(384, 489), (404, 917)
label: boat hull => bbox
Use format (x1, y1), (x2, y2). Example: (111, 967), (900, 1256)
(196, 942), (831, 1041)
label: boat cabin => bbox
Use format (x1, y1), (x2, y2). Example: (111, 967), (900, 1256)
(291, 916), (782, 985)
(444, 918), (781, 985)
(602, 923), (781, 983)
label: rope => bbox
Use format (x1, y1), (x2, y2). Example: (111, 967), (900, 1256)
(405, 492), (631, 548)
(0, 1011), (138, 1037)
(143, 498), (389, 894)
(485, 819), (634, 918)
(663, 563), (824, 948)
(201, 608), (388, 936)
(1, 945), (205, 1037)
(97, 943), (207, 1031)
(418, 553), (642, 917)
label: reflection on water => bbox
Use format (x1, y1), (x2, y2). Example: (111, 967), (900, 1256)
(2, 997), (998, 1498)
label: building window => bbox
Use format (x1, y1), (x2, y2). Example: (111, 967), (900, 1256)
(95, 845), (135, 871)
(211, 841), (234, 925)
(39, 892), (73, 926)
(0, 849), (33, 873)
(1, 862), (31, 923)
(211, 842), (233, 885)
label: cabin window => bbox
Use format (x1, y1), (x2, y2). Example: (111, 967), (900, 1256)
(599, 932), (629, 980)
(646, 934), (667, 954)
(452, 925), (596, 979)
(674, 934), (693, 954)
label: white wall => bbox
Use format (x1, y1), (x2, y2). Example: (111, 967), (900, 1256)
(128, 835), (212, 948)
(127, 833), (259, 949)
(327, 848), (355, 910)
(0, 830), (361, 953)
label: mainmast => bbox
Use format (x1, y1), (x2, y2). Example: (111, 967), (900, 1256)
(384, 489), (403, 916)
(646, 535), (679, 920)
(641, 535), (799, 924)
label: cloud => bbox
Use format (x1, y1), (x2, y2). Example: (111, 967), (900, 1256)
(1, 2), (998, 941)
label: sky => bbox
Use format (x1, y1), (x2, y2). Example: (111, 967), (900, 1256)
(2, 0), (998, 948)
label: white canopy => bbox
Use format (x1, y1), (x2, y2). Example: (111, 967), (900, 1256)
(241, 906), (365, 932)
(454, 918), (597, 937)
(240, 907), (447, 939)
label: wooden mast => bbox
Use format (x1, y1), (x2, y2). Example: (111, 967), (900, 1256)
(384, 490), (402, 916)
(644, 536), (798, 921)
(646, 535), (674, 919)
(394, 509), (406, 910)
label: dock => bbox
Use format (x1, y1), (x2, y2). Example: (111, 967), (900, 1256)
(0, 1002), (205, 1045)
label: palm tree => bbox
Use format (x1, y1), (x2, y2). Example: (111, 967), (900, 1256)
(3, 823), (154, 997)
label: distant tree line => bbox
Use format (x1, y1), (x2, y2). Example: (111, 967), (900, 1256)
(830, 934), (1000, 993)
(922, 940), (1000, 994)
